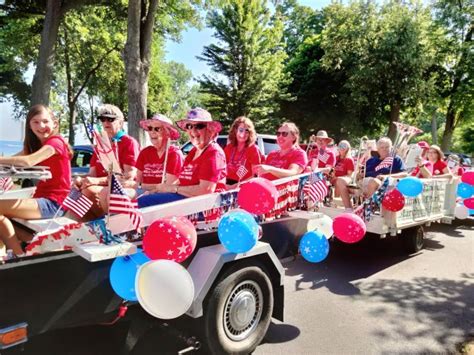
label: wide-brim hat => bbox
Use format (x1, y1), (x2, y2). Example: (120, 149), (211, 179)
(139, 113), (180, 140)
(176, 108), (222, 133)
(315, 130), (334, 144)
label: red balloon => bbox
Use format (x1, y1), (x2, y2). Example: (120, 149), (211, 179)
(143, 216), (197, 263)
(238, 178), (278, 215)
(464, 197), (474, 209)
(461, 171), (474, 186)
(333, 213), (366, 244)
(382, 188), (405, 212)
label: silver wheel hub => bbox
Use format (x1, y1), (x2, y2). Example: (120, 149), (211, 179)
(224, 280), (263, 341)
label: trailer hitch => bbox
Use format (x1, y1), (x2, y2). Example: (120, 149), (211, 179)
(159, 322), (201, 354)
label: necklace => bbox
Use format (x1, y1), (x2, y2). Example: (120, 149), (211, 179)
(231, 145), (246, 164)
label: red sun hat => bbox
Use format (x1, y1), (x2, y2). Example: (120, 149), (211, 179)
(139, 113), (180, 140)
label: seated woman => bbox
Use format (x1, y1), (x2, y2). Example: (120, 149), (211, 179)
(0, 105), (72, 257)
(94, 113), (184, 214)
(75, 104), (139, 219)
(307, 130), (336, 173)
(338, 137), (406, 211)
(332, 140), (355, 210)
(427, 145), (453, 179)
(138, 108), (226, 208)
(135, 114), (183, 191)
(224, 116), (262, 188)
(253, 122), (308, 180)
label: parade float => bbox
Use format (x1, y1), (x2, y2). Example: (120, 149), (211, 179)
(1, 125), (472, 353)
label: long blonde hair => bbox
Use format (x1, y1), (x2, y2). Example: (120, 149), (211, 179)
(280, 122), (300, 145)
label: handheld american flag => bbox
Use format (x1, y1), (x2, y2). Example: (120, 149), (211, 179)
(318, 151), (329, 164)
(62, 188), (93, 218)
(236, 164), (249, 180)
(303, 172), (328, 203)
(109, 174), (143, 230)
(0, 177), (13, 192)
(374, 156), (394, 172)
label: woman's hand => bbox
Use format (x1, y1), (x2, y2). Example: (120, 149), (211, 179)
(79, 176), (101, 189)
(252, 164), (272, 176)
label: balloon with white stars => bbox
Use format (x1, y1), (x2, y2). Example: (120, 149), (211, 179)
(218, 210), (259, 253)
(299, 230), (330, 263)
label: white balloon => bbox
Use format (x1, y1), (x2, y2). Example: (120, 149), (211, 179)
(455, 204), (469, 220)
(136, 260), (194, 319)
(309, 214), (333, 239)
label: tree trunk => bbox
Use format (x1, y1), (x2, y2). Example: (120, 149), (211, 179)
(124, 0), (159, 146)
(387, 101), (400, 142)
(31, 0), (63, 105)
(431, 110), (438, 145)
(441, 104), (456, 151)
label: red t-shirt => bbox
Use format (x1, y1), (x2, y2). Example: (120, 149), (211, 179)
(90, 135), (140, 177)
(178, 142), (227, 191)
(136, 145), (184, 184)
(432, 160), (448, 176)
(411, 160), (433, 177)
(33, 135), (71, 204)
(334, 156), (355, 177)
(308, 147), (336, 168)
(224, 144), (262, 181)
(261, 146), (308, 181)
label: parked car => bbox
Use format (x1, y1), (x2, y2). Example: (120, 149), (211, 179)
(71, 145), (94, 176)
(180, 134), (278, 157)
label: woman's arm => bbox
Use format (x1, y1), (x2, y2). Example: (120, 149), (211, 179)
(433, 166), (453, 179)
(0, 145), (55, 167)
(154, 179), (217, 197)
(254, 163), (304, 178)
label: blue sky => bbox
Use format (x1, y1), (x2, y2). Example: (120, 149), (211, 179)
(0, 0), (325, 143)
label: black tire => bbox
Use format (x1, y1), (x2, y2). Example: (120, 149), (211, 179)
(203, 261), (274, 355)
(402, 226), (424, 253)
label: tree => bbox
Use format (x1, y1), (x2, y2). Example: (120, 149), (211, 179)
(55, 5), (125, 145)
(431, 0), (473, 151)
(197, 0), (289, 131)
(321, 1), (434, 141)
(124, 0), (202, 145)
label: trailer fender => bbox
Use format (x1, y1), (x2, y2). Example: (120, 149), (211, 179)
(186, 241), (284, 321)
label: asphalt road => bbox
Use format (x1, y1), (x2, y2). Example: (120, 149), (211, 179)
(7, 218), (473, 355)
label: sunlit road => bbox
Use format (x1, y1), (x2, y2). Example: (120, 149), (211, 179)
(8, 218), (473, 354)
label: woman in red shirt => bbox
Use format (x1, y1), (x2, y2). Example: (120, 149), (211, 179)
(135, 114), (183, 191)
(0, 105), (72, 256)
(427, 145), (452, 179)
(138, 108), (226, 208)
(224, 116), (262, 187)
(333, 140), (355, 211)
(253, 122), (308, 180)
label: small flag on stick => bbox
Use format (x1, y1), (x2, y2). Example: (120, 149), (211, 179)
(62, 188), (93, 218)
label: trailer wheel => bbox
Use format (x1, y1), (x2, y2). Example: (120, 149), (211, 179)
(203, 261), (273, 355)
(403, 226), (424, 253)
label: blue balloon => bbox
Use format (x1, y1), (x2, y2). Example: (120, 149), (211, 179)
(469, 209), (474, 216)
(457, 183), (474, 199)
(218, 210), (259, 253)
(397, 177), (423, 197)
(110, 249), (150, 301)
(299, 230), (329, 263)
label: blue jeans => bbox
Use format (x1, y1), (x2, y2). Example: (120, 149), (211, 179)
(137, 193), (186, 208)
(36, 198), (64, 218)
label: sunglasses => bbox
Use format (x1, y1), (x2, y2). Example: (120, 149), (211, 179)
(238, 127), (250, 134)
(146, 126), (164, 133)
(276, 131), (290, 137)
(185, 123), (207, 131)
(98, 116), (117, 123)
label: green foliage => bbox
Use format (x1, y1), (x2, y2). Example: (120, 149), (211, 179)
(320, 0), (434, 135)
(197, 0), (290, 132)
